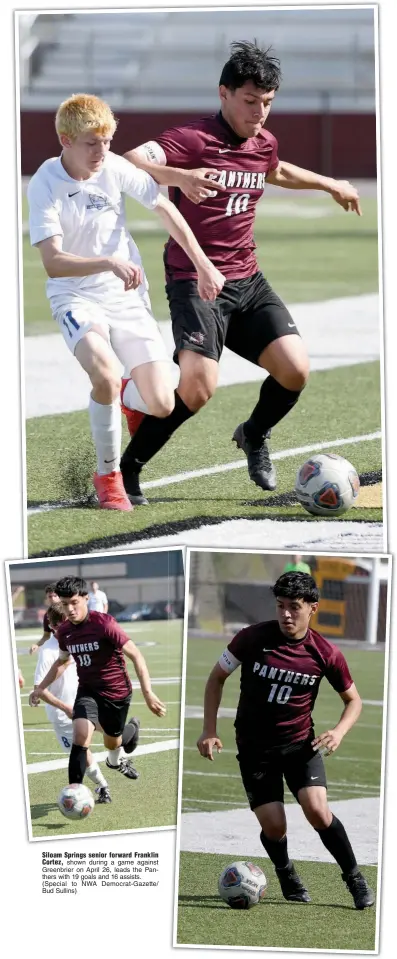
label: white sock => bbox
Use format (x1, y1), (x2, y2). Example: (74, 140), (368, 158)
(107, 747), (123, 767)
(122, 378), (149, 415)
(89, 397), (121, 475)
(86, 761), (108, 788)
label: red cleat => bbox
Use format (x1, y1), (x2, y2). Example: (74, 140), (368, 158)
(93, 470), (133, 511)
(120, 378), (146, 438)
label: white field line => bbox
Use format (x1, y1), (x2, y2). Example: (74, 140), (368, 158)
(26, 737), (179, 774)
(27, 430), (381, 515)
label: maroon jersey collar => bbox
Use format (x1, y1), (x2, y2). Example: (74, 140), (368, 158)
(216, 110), (248, 146)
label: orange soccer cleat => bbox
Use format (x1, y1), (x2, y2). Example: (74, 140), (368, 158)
(120, 378), (146, 438)
(93, 470), (133, 511)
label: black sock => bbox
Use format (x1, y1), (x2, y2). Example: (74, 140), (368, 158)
(68, 745), (88, 784)
(260, 830), (290, 870)
(315, 815), (358, 876)
(120, 392), (195, 472)
(243, 377), (302, 446)
(121, 719), (139, 754)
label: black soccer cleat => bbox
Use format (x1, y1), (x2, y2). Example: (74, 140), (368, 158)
(342, 870), (375, 910)
(275, 864), (311, 903)
(122, 716), (140, 755)
(95, 786), (112, 804)
(121, 470), (149, 506)
(106, 757), (139, 780)
(233, 423), (277, 492)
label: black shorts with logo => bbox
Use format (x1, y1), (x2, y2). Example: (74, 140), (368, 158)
(237, 734), (327, 810)
(73, 686), (131, 738)
(165, 271), (299, 365)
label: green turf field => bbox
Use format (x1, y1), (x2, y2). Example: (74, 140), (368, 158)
(16, 620), (182, 837)
(27, 361), (382, 555)
(22, 193), (378, 335)
(176, 641), (383, 949)
(177, 855), (378, 950)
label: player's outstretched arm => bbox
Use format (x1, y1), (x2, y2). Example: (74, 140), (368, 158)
(29, 686), (73, 718)
(312, 683), (362, 755)
(36, 236), (144, 291)
(29, 631), (51, 654)
(155, 194), (225, 300)
(124, 145), (225, 204)
(122, 639), (166, 717)
(30, 654), (72, 704)
(197, 663), (228, 760)
(266, 161), (362, 215)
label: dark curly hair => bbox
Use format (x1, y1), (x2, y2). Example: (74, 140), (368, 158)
(219, 41), (281, 92)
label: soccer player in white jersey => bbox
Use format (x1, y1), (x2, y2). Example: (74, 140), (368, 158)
(27, 94), (226, 511)
(87, 580), (108, 612)
(29, 603), (111, 802)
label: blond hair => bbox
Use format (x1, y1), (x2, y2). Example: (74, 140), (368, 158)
(55, 93), (118, 141)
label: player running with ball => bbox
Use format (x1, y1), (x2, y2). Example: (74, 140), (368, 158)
(27, 94), (225, 511)
(120, 41), (361, 504)
(31, 577), (166, 792)
(29, 603), (112, 803)
(197, 571), (374, 910)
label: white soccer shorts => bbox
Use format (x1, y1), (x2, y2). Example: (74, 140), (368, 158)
(52, 718), (74, 753)
(51, 290), (169, 373)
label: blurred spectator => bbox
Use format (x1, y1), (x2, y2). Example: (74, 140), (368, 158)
(88, 581), (108, 613)
(29, 583), (60, 654)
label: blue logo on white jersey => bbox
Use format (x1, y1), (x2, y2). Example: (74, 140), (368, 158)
(87, 194), (108, 210)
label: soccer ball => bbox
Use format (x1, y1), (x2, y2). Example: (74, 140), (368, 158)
(295, 453), (360, 517)
(218, 861), (267, 909)
(57, 783), (95, 820)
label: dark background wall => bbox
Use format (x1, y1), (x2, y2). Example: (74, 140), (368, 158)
(20, 111), (377, 178)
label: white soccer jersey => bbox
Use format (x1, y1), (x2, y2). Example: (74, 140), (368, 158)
(87, 589), (108, 612)
(34, 634), (78, 726)
(27, 151), (160, 304)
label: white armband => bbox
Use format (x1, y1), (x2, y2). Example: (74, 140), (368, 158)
(218, 648), (241, 674)
(140, 141), (167, 165)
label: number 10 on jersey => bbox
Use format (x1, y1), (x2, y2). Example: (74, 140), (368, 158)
(225, 193), (250, 216)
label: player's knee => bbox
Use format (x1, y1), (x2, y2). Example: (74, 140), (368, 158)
(90, 363), (121, 402)
(304, 805), (332, 830)
(183, 377), (215, 411)
(261, 824), (286, 842)
(279, 362), (309, 392)
(146, 392), (175, 419)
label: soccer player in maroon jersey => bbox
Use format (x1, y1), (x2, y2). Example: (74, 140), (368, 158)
(32, 576), (166, 798)
(29, 583), (60, 654)
(196, 572), (374, 910)
(119, 41), (361, 505)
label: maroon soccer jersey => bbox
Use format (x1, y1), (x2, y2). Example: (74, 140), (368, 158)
(57, 612), (132, 700)
(154, 113), (279, 281)
(224, 621), (353, 748)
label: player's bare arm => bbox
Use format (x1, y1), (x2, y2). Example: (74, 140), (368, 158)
(312, 683), (362, 754)
(36, 235), (144, 291)
(29, 686), (74, 719)
(30, 653), (73, 704)
(197, 662), (229, 760)
(266, 161), (362, 215)
(122, 639), (166, 717)
(124, 144), (225, 204)
(29, 630), (51, 654)
(155, 193), (225, 300)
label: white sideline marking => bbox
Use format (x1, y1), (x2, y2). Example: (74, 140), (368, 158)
(135, 432), (382, 491)
(180, 797), (379, 864)
(27, 430), (381, 516)
(26, 737), (179, 774)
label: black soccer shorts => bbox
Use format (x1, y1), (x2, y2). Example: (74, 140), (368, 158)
(165, 271), (299, 365)
(73, 687), (131, 738)
(237, 735), (327, 810)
